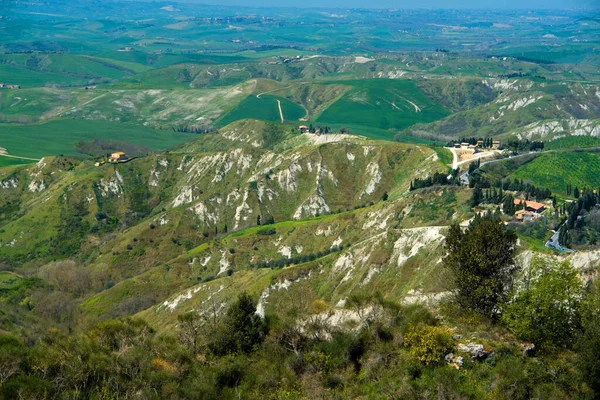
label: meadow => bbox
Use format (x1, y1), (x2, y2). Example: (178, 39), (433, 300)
(0, 120), (195, 159)
(511, 151), (600, 194)
(316, 79), (450, 137)
(216, 95), (306, 127)
(0, 157), (34, 168)
(0, 64), (85, 88)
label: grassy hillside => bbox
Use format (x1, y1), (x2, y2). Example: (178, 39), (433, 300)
(0, 120), (195, 158)
(511, 151), (600, 193)
(216, 95), (306, 127)
(405, 79), (600, 141)
(316, 80), (450, 137)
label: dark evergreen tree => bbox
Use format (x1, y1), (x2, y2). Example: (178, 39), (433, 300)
(443, 214), (518, 319)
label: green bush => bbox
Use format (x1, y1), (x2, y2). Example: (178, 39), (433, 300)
(404, 325), (454, 366)
(502, 257), (582, 350)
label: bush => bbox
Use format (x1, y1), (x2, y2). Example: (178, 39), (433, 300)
(404, 325), (454, 366)
(502, 258), (582, 350)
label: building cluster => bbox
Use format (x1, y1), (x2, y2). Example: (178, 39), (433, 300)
(514, 199), (546, 222)
(108, 152), (128, 162)
(454, 140), (500, 151)
(0, 84), (21, 89)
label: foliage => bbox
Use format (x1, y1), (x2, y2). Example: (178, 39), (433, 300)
(502, 258), (582, 350)
(404, 325), (455, 366)
(214, 292), (267, 355)
(577, 279), (600, 394)
(444, 213), (518, 319)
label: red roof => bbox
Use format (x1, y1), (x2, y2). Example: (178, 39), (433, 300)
(514, 199), (545, 211)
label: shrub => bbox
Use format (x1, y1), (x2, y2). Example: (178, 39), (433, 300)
(502, 258), (582, 350)
(404, 325), (454, 366)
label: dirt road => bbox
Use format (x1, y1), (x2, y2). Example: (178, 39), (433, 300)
(277, 100), (284, 123)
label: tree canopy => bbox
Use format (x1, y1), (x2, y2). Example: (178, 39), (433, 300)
(444, 213), (518, 319)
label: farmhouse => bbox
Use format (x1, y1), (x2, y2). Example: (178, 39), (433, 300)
(108, 152), (128, 162)
(492, 140), (500, 150)
(515, 209), (540, 223)
(298, 125), (309, 133)
(513, 199), (546, 213)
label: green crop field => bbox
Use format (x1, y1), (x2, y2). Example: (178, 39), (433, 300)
(511, 151), (600, 194)
(315, 79), (450, 135)
(217, 95), (306, 127)
(0, 120), (195, 159)
(0, 64), (85, 88)
(0, 54), (137, 80)
(0, 157), (35, 168)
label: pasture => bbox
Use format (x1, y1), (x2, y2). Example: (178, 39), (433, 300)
(0, 120), (195, 159)
(315, 79), (450, 137)
(216, 95), (306, 127)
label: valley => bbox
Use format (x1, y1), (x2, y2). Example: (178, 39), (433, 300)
(0, 1), (600, 399)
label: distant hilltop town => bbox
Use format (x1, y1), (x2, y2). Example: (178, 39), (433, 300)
(0, 83), (21, 89)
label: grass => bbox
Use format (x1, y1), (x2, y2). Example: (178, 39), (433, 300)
(0, 54), (137, 80)
(315, 79), (450, 134)
(0, 271), (23, 290)
(433, 147), (454, 167)
(0, 64), (85, 88)
(0, 157), (35, 168)
(216, 95), (306, 127)
(0, 120), (196, 159)
(512, 151), (600, 194)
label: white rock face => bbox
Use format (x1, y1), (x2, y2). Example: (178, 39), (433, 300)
(218, 251), (230, 276)
(172, 186), (193, 207)
(279, 246), (292, 259)
(98, 175), (122, 197)
(362, 161), (382, 196)
(275, 161), (302, 192)
(331, 237), (343, 248)
(392, 226), (445, 267)
(517, 119), (600, 140)
(0, 176), (18, 189)
(189, 202), (219, 225)
(293, 193), (330, 219)
(233, 189), (252, 230)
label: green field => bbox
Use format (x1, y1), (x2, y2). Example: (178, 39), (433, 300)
(217, 95), (306, 127)
(0, 64), (85, 88)
(0, 157), (35, 168)
(0, 88), (71, 118)
(315, 79), (450, 134)
(0, 120), (195, 159)
(0, 54), (137, 80)
(512, 151), (600, 194)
